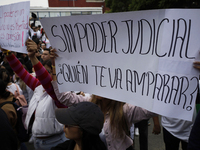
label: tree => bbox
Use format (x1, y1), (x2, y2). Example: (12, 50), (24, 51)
(105, 0), (200, 13)
(105, 0), (132, 12)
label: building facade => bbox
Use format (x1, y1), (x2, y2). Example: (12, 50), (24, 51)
(48, 0), (108, 13)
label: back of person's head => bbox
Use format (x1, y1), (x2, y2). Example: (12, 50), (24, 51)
(0, 68), (10, 85)
(32, 38), (40, 45)
(0, 79), (10, 99)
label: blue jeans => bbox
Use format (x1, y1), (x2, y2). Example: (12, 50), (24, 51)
(33, 132), (68, 150)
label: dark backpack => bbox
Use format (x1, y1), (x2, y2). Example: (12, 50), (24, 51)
(0, 98), (31, 142)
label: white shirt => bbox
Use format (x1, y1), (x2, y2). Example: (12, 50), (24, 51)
(161, 109), (196, 142)
(7, 83), (23, 95)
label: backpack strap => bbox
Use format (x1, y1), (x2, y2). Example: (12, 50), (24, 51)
(0, 101), (14, 108)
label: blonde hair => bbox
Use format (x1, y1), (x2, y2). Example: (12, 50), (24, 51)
(90, 95), (129, 138)
(18, 79), (26, 91)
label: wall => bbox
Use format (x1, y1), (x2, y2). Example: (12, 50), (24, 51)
(48, 0), (109, 13)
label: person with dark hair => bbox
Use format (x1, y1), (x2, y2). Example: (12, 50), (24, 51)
(0, 68), (23, 96)
(0, 107), (18, 150)
(40, 41), (46, 50)
(41, 48), (51, 63)
(51, 101), (107, 150)
(0, 79), (17, 129)
(28, 14), (41, 40)
(0, 73), (27, 150)
(38, 25), (41, 31)
(1, 40), (68, 150)
(0, 53), (14, 79)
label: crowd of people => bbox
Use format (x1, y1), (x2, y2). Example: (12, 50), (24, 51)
(0, 14), (200, 150)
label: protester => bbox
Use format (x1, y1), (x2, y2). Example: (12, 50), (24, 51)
(51, 101), (107, 150)
(134, 116), (161, 150)
(0, 79), (17, 130)
(41, 48), (51, 63)
(0, 107), (18, 150)
(0, 68), (23, 96)
(134, 119), (149, 149)
(188, 110), (200, 150)
(31, 47), (157, 150)
(3, 39), (157, 150)
(38, 25), (41, 31)
(1, 42), (68, 150)
(187, 61), (200, 150)
(32, 38), (43, 55)
(28, 16), (41, 40)
(161, 112), (196, 150)
(40, 42), (46, 50)
(13, 68), (34, 104)
(41, 28), (51, 48)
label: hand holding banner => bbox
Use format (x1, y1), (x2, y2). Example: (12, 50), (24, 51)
(0, 1), (30, 53)
(40, 9), (200, 121)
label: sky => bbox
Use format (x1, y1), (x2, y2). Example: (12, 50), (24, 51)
(0, 0), (48, 7)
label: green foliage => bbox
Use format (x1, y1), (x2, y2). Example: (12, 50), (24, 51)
(105, 0), (200, 12)
(105, 0), (132, 12)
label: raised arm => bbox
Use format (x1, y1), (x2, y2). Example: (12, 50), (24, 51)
(50, 49), (90, 106)
(5, 52), (40, 91)
(26, 39), (66, 108)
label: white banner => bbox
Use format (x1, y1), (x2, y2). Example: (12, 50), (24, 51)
(0, 1), (30, 53)
(40, 9), (200, 121)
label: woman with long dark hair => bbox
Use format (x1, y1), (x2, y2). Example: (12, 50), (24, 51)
(52, 101), (107, 150)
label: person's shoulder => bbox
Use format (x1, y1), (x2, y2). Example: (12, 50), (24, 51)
(123, 103), (136, 110)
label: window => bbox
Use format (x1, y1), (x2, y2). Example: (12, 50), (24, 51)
(38, 12), (49, 18)
(71, 11), (81, 15)
(92, 11), (102, 14)
(82, 11), (92, 15)
(61, 12), (71, 16)
(50, 12), (61, 17)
